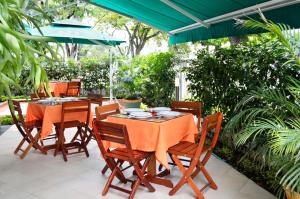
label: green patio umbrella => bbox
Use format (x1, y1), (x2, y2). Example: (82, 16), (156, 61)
(27, 19), (126, 100)
(86, 0), (300, 44)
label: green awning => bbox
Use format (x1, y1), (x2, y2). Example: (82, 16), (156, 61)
(87, 0), (300, 44)
(27, 19), (125, 46)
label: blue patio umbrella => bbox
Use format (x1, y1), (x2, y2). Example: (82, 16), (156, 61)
(27, 19), (126, 100)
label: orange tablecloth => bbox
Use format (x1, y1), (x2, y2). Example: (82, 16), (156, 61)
(107, 114), (198, 169)
(26, 103), (92, 140)
(49, 82), (68, 97)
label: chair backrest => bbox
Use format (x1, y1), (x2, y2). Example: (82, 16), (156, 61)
(95, 103), (120, 121)
(60, 100), (90, 129)
(9, 100), (33, 143)
(93, 120), (133, 158)
(30, 92), (49, 100)
(87, 93), (102, 105)
(171, 101), (203, 129)
(10, 100), (26, 126)
(191, 112), (223, 166)
(66, 81), (81, 97)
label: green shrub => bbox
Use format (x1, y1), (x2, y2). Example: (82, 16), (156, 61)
(0, 115), (15, 125)
(115, 52), (176, 106)
(17, 57), (109, 96)
(185, 36), (296, 122)
(80, 57), (109, 94)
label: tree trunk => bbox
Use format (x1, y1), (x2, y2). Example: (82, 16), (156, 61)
(229, 36), (248, 45)
(65, 43), (79, 60)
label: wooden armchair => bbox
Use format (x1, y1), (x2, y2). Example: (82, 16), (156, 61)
(93, 120), (155, 198)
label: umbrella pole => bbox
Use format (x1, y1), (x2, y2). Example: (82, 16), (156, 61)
(109, 48), (113, 102)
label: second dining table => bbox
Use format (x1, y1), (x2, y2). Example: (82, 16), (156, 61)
(106, 112), (198, 188)
(26, 99), (93, 141)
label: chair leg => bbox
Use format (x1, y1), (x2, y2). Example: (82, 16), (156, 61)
(106, 158), (127, 183)
(135, 158), (155, 192)
(19, 133), (39, 159)
(54, 129), (68, 162)
(169, 155), (205, 199)
(102, 165), (109, 174)
(14, 137), (27, 154)
(102, 162), (119, 196)
(200, 164), (217, 190)
(20, 142), (34, 159)
(129, 178), (141, 199)
(78, 128), (89, 157)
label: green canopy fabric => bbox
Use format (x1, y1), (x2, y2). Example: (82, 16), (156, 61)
(87, 0), (300, 44)
(27, 19), (125, 46)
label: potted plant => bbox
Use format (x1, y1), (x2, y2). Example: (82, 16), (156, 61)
(115, 75), (142, 108)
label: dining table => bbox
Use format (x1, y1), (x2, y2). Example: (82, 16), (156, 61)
(26, 99), (93, 148)
(106, 112), (198, 188)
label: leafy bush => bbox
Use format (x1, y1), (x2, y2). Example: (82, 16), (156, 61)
(17, 57), (109, 95)
(186, 35), (299, 196)
(0, 115), (15, 125)
(185, 36), (297, 122)
(43, 59), (80, 81)
(80, 57), (109, 94)
(114, 52), (176, 106)
(139, 52), (176, 107)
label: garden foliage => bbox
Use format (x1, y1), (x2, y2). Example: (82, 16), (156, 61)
(185, 36), (297, 122)
(114, 52), (176, 106)
(185, 35), (299, 195)
(18, 57), (109, 95)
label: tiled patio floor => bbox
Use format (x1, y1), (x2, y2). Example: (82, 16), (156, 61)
(0, 126), (276, 199)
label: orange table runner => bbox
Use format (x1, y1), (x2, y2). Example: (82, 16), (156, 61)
(49, 82), (68, 97)
(107, 114), (198, 169)
(26, 103), (92, 140)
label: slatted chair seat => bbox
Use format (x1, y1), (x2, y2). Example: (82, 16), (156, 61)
(54, 120), (84, 129)
(168, 141), (208, 158)
(106, 148), (150, 161)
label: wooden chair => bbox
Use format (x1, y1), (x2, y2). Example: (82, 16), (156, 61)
(93, 120), (155, 198)
(171, 101), (203, 130)
(94, 103), (120, 174)
(167, 112), (223, 199)
(69, 96), (106, 148)
(61, 81), (81, 97)
(54, 100), (90, 161)
(95, 103), (120, 121)
(158, 101), (203, 172)
(9, 100), (47, 159)
(87, 93), (103, 106)
(30, 92), (48, 100)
